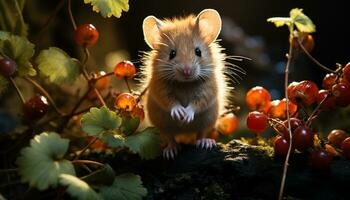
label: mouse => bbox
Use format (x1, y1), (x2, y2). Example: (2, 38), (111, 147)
(140, 9), (241, 159)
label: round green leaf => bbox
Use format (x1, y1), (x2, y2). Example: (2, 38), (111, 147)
(99, 173), (147, 200)
(59, 174), (102, 200)
(81, 106), (122, 136)
(290, 8), (316, 33)
(84, 0), (129, 18)
(0, 31), (36, 76)
(125, 128), (161, 160)
(16, 132), (75, 190)
(36, 47), (80, 84)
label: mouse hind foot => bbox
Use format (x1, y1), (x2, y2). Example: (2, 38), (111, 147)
(196, 138), (216, 150)
(163, 142), (180, 160)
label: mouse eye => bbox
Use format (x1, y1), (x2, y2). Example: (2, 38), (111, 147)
(169, 49), (176, 60)
(195, 47), (201, 57)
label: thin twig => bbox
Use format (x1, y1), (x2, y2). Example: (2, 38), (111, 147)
(278, 28), (294, 200)
(35, 0), (67, 42)
(73, 137), (99, 160)
(0, 168), (17, 173)
(95, 72), (114, 81)
(124, 77), (132, 93)
(67, 0), (77, 30)
(9, 77), (25, 104)
(23, 77), (65, 116)
(298, 38), (336, 73)
(306, 92), (329, 127)
(72, 159), (104, 167)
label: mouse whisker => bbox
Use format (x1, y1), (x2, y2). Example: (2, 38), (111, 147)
(224, 62), (246, 75)
(225, 55), (252, 61)
(154, 42), (169, 47)
(224, 71), (241, 85)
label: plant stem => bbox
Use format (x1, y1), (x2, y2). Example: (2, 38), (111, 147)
(95, 72), (114, 81)
(124, 77), (132, 93)
(0, 168), (17, 173)
(278, 30), (294, 200)
(73, 137), (98, 160)
(306, 93), (328, 127)
(9, 77), (25, 104)
(23, 77), (65, 116)
(67, 0), (76, 30)
(35, 0), (66, 42)
(298, 38), (335, 73)
(72, 159), (104, 167)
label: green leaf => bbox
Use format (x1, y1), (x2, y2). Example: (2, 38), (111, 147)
(99, 173), (147, 200)
(102, 132), (125, 148)
(82, 164), (116, 186)
(121, 116), (140, 136)
(0, 32), (36, 76)
(59, 174), (102, 200)
(16, 132), (75, 190)
(125, 127), (161, 160)
(36, 47), (80, 84)
(81, 106), (122, 136)
(0, 75), (9, 96)
(267, 17), (291, 27)
(84, 0), (129, 18)
(290, 8), (315, 33)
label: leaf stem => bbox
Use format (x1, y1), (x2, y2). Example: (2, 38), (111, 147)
(72, 159), (104, 167)
(278, 28), (294, 200)
(297, 38), (336, 73)
(23, 77), (65, 116)
(9, 77), (25, 104)
(73, 137), (99, 160)
(95, 71), (114, 81)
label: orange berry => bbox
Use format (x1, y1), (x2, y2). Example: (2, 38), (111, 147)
(114, 61), (136, 79)
(115, 93), (136, 111)
(217, 113), (239, 136)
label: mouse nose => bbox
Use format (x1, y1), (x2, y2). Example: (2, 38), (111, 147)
(183, 66), (191, 77)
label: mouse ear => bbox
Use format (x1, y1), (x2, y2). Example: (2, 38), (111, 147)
(143, 16), (164, 49)
(195, 9), (222, 44)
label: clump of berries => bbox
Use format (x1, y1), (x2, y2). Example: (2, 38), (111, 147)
(245, 64), (350, 169)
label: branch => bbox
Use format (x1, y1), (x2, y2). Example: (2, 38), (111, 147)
(9, 77), (25, 104)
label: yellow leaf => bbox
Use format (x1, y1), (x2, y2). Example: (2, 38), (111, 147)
(84, 0), (129, 18)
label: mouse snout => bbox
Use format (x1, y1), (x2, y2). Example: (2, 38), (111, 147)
(183, 65), (192, 78)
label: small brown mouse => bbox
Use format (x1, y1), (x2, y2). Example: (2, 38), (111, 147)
(140, 9), (240, 159)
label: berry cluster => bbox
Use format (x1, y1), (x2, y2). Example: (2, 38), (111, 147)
(245, 72), (350, 169)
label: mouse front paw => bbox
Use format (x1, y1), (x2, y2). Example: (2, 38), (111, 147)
(170, 104), (186, 121)
(182, 105), (194, 124)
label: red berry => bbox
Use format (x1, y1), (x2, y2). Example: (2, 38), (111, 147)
(341, 137), (350, 159)
(281, 118), (303, 140)
(287, 82), (299, 99)
(327, 129), (348, 147)
(322, 73), (338, 89)
(131, 103), (145, 121)
(289, 80), (319, 106)
(246, 111), (268, 134)
(310, 150), (333, 170)
(246, 86), (271, 113)
(217, 113), (239, 136)
(331, 82), (350, 107)
(0, 57), (17, 77)
(324, 144), (338, 157)
(74, 24), (99, 47)
(291, 33), (315, 52)
(114, 61), (137, 79)
(23, 95), (49, 120)
(268, 98), (297, 120)
(316, 89), (336, 110)
(115, 93), (136, 111)
(274, 136), (291, 157)
(343, 62), (350, 83)
(293, 126), (314, 151)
